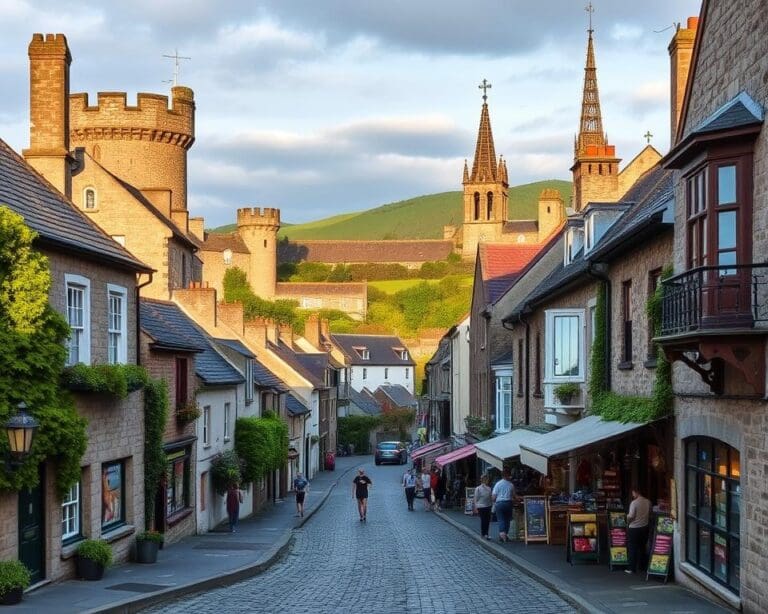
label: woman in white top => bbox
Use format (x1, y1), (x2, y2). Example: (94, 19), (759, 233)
(472, 475), (493, 539)
(491, 469), (516, 542)
(421, 470), (432, 511)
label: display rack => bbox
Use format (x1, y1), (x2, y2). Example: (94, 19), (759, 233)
(567, 513), (600, 565)
(608, 512), (628, 570)
(647, 514), (674, 583)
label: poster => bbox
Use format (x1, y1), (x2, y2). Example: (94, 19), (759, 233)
(523, 496), (549, 543)
(608, 512), (628, 567)
(647, 514), (674, 580)
(464, 487), (476, 515)
(102, 462), (123, 526)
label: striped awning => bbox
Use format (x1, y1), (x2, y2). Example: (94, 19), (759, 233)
(410, 440), (450, 460)
(434, 444), (476, 468)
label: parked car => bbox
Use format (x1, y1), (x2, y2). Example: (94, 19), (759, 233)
(374, 441), (407, 465)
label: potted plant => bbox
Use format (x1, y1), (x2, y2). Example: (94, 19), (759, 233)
(75, 539), (112, 581)
(0, 560), (31, 605)
(176, 399), (201, 424)
(210, 450), (243, 496)
(135, 530), (163, 564)
(553, 382), (580, 405)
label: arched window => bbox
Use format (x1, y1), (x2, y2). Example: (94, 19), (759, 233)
(223, 249), (232, 265)
(486, 192), (493, 219)
(84, 188), (97, 210)
(684, 437), (740, 593)
(473, 192), (480, 220)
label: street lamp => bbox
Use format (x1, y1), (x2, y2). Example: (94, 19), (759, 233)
(6, 402), (39, 463)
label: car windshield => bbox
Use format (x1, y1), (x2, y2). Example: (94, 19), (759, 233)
(378, 443), (398, 450)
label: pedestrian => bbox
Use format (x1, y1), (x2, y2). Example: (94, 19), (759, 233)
(491, 469), (516, 542)
(420, 468), (432, 511)
(402, 468), (417, 511)
(352, 467), (373, 521)
(293, 471), (309, 518)
(473, 475), (493, 540)
(430, 467), (441, 511)
(626, 487), (651, 574)
(226, 483), (243, 533)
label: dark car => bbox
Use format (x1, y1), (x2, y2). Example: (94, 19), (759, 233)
(374, 441), (407, 465)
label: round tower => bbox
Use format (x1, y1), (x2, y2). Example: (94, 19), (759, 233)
(237, 207), (280, 299)
(69, 85), (195, 214)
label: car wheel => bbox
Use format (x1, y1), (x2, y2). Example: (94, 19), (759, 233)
(375, 460), (380, 465)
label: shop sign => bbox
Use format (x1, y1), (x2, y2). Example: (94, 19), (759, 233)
(608, 512), (628, 569)
(523, 496), (549, 543)
(647, 515), (674, 582)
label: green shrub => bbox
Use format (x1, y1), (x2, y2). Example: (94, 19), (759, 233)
(210, 450), (243, 495)
(379, 409), (415, 440)
(76, 540), (112, 567)
(61, 364), (148, 399)
(143, 378), (168, 527)
(553, 382), (580, 403)
(464, 416), (495, 439)
(136, 530), (164, 544)
(235, 415), (288, 482)
(0, 560), (31, 595)
(337, 415), (381, 454)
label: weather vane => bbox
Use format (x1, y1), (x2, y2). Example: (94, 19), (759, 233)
(644, 130), (654, 144)
(162, 49), (191, 86)
(478, 79), (492, 103)
(585, 2), (595, 33)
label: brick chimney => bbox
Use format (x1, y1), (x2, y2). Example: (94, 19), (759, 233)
(172, 282), (217, 330)
(188, 217), (205, 242)
(244, 318), (267, 349)
(23, 34), (72, 198)
(279, 323), (294, 347)
(218, 301), (244, 335)
(265, 320), (280, 346)
(304, 313), (322, 350)
(669, 17), (698, 143)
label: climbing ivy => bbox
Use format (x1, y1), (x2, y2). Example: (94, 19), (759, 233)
(235, 411), (289, 483)
(589, 267), (673, 424)
(143, 377), (168, 528)
(61, 363), (148, 398)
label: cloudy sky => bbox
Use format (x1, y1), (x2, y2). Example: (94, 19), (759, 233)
(0, 0), (701, 226)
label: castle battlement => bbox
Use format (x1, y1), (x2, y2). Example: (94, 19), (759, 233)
(539, 188), (563, 201)
(29, 33), (71, 60)
(237, 207), (281, 228)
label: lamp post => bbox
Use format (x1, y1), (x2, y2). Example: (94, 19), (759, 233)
(6, 402), (39, 465)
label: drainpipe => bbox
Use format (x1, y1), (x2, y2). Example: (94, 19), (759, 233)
(587, 263), (611, 393)
(135, 272), (154, 366)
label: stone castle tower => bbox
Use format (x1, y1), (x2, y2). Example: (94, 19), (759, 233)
(570, 27), (621, 212)
(236, 207), (280, 299)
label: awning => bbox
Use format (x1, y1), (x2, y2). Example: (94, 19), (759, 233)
(435, 444), (476, 468)
(411, 440), (450, 460)
(519, 415), (648, 475)
(475, 429), (544, 470)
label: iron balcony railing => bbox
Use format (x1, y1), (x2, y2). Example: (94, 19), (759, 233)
(660, 264), (768, 336)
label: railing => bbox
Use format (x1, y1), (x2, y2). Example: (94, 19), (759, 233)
(660, 264), (768, 336)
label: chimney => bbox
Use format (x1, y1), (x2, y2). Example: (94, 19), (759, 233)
(218, 301), (244, 335)
(279, 323), (294, 347)
(244, 318), (267, 349)
(172, 283), (217, 330)
(189, 217), (205, 241)
(23, 34), (72, 197)
(320, 318), (330, 342)
(265, 320), (280, 346)
(669, 17), (698, 143)
(304, 313), (322, 350)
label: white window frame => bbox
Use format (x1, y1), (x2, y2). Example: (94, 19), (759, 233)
(83, 187), (97, 210)
(584, 214), (595, 253)
(544, 309), (586, 382)
(362, 368), (367, 380)
(107, 284), (128, 364)
(384, 367), (389, 380)
(494, 370), (513, 433)
(61, 481), (81, 542)
(224, 402), (231, 441)
(405, 368), (409, 380)
(65, 274), (91, 365)
(244, 359), (254, 404)
(202, 406), (211, 446)
(223, 249), (233, 265)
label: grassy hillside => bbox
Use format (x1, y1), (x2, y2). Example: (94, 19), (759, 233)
(209, 180), (572, 240)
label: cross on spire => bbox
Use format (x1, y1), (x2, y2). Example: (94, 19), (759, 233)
(478, 79), (492, 103)
(644, 130), (654, 144)
(162, 48), (191, 86)
(585, 2), (595, 33)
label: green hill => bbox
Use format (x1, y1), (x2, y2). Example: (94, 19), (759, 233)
(209, 179), (572, 240)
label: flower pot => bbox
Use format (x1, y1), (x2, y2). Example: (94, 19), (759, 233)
(0, 587), (23, 606)
(75, 556), (105, 581)
(135, 539), (160, 564)
(557, 395), (574, 405)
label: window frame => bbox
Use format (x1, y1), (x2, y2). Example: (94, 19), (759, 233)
(65, 274), (91, 366)
(621, 280), (633, 365)
(83, 187), (97, 210)
(175, 357), (189, 409)
(244, 359), (254, 404)
(544, 309), (586, 382)
(202, 405), (211, 446)
(101, 460), (126, 531)
(107, 284), (128, 365)
(224, 402), (231, 441)
(166, 448), (191, 519)
(61, 481), (81, 544)
(494, 371), (513, 433)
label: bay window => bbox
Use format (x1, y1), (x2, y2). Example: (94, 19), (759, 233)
(545, 309), (585, 381)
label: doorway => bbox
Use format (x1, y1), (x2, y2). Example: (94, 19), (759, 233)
(18, 468), (45, 584)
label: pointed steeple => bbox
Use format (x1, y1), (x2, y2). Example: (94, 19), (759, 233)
(462, 159), (470, 184)
(470, 101), (498, 183)
(575, 29), (606, 158)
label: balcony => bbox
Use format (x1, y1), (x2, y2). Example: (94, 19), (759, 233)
(657, 264), (768, 395)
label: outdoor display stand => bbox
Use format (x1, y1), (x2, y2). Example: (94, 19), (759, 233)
(464, 487), (475, 515)
(608, 512), (628, 570)
(523, 496), (549, 544)
(647, 515), (674, 583)
(567, 513), (600, 564)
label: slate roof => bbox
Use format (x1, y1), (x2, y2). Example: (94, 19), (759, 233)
(277, 239), (454, 264)
(268, 341), (325, 388)
(201, 232), (250, 254)
(286, 393), (310, 416)
(294, 352), (331, 383)
(252, 360), (289, 392)
(140, 300), (244, 385)
(349, 387), (382, 416)
(376, 384), (418, 408)
(214, 338), (255, 359)
(0, 138), (150, 272)
(502, 220), (538, 235)
(478, 243), (550, 304)
(691, 91), (764, 135)
(330, 334), (415, 366)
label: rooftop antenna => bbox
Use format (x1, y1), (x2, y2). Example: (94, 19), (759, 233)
(162, 48), (191, 86)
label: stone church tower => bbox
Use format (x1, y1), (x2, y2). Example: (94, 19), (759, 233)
(570, 27), (621, 212)
(236, 207), (280, 299)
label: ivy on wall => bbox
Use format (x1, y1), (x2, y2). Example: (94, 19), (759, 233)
(143, 377), (168, 528)
(589, 267), (673, 424)
(61, 364), (147, 398)
(235, 411), (289, 483)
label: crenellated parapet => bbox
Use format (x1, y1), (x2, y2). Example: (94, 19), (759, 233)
(69, 86), (195, 149)
(236, 207), (281, 230)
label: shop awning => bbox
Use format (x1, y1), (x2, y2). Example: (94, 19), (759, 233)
(411, 440), (450, 460)
(434, 444), (476, 468)
(475, 429), (544, 470)
(519, 416), (647, 475)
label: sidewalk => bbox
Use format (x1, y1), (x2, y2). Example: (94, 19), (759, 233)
(435, 508), (732, 614)
(18, 456), (359, 614)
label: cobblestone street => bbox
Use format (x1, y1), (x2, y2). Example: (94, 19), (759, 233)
(153, 462), (574, 614)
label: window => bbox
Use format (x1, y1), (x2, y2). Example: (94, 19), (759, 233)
(175, 358), (188, 409)
(65, 274), (90, 365)
(362, 368), (367, 380)
(685, 437), (740, 593)
(517, 339), (524, 396)
(686, 168), (708, 269)
(384, 367), (389, 380)
(621, 280), (632, 365)
(534, 333), (542, 396)
(245, 359), (254, 404)
(495, 374), (512, 432)
(564, 227), (584, 266)
(647, 269), (662, 360)
(354, 347), (370, 360)
(202, 406), (211, 446)
(223, 249), (233, 265)
(200, 472), (207, 512)
(224, 402), (231, 441)
(405, 368), (409, 380)
(545, 309), (585, 380)
(166, 448), (191, 517)
(181, 253), (188, 289)
(107, 284), (127, 364)
(474, 192), (480, 220)
(101, 460), (125, 530)
(83, 187), (97, 210)
(61, 481), (81, 542)
(486, 192), (493, 219)
(395, 348), (409, 360)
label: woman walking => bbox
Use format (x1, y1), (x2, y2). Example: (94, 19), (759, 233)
(492, 469), (516, 542)
(421, 468), (432, 511)
(473, 475), (493, 540)
(226, 483), (243, 533)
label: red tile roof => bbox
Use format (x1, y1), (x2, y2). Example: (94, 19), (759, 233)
(479, 243), (549, 303)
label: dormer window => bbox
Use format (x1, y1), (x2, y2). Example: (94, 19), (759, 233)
(354, 346), (370, 360)
(393, 347), (409, 360)
(223, 248), (233, 265)
(564, 226), (584, 266)
(583, 207), (624, 255)
(84, 188), (97, 210)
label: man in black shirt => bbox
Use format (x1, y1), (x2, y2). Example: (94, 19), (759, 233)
(352, 468), (373, 521)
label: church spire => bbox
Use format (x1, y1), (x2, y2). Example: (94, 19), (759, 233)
(575, 26), (606, 157)
(470, 80), (498, 182)
(462, 159), (470, 184)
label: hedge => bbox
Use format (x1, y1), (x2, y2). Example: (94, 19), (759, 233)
(235, 413), (288, 482)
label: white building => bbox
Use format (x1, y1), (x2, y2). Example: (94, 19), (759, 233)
(330, 334), (416, 395)
(449, 315), (471, 436)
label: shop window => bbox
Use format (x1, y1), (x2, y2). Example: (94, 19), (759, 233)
(61, 481), (81, 543)
(494, 374), (512, 432)
(166, 448), (191, 518)
(107, 284), (127, 364)
(684, 437), (740, 593)
(65, 274), (91, 365)
(101, 460), (126, 530)
(545, 309), (585, 380)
